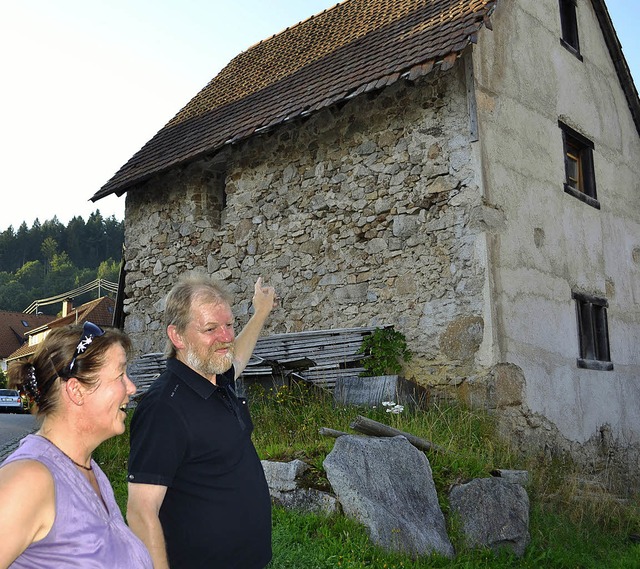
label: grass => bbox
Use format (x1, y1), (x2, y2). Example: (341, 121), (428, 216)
(95, 380), (640, 568)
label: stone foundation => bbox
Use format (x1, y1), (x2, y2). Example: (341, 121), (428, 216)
(460, 363), (640, 496)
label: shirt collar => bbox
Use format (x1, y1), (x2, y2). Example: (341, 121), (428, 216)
(166, 358), (235, 399)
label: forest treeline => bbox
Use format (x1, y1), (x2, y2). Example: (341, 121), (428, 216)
(0, 212), (124, 315)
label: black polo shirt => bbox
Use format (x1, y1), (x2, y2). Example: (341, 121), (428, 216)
(128, 358), (272, 569)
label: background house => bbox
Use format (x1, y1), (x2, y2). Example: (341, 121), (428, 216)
(92, 0), (640, 492)
(0, 312), (55, 372)
(5, 297), (116, 367)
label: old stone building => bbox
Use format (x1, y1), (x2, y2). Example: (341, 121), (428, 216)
(93, 0), (640, 491)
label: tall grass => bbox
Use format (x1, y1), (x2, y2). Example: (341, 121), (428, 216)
(95, 380), (640, 568)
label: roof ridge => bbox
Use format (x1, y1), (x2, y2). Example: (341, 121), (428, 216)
(248, 1), (344, 52)
(93, 0), (496, 200)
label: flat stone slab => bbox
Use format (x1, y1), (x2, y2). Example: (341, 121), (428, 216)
(449, 477), (530, 557)
(323, 435), (454, 558)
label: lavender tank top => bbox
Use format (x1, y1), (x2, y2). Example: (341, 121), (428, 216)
(2, 434), (152, 569)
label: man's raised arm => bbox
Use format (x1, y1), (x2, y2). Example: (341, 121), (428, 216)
(233, 277), (277, 378)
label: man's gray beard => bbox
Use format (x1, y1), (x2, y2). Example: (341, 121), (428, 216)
(185, 345), (234, 377)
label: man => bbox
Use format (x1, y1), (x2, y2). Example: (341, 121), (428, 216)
(127, 275), (277, 569)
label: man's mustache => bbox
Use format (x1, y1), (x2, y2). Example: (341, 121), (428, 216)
(211, 342), (234, 351)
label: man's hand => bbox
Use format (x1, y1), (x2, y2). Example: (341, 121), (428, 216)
(253, 277), (277, 316)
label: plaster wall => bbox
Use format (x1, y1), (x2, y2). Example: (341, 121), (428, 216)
(472, 0), (640, 448)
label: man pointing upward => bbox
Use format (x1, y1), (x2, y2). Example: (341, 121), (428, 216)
(127, 276), (277, 569)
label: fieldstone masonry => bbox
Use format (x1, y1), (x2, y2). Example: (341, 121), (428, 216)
(122, 65), (487, 386)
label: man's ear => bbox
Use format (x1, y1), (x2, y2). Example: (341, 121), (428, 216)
(65, 377), (85, 406)
(167, 325), (186, 351)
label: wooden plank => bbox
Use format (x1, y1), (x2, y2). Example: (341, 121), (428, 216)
(319, 427), (350, 438)
(131, 326), (390, 395)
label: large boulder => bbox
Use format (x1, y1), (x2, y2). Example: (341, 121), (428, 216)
(323, 435), (454, 558)
(448, 477), (530, 557)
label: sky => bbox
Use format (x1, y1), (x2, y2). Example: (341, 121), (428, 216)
(0, 0), (638, 234)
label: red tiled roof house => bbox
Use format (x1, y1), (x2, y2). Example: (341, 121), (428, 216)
(0, 312), (56, 372)
(4, 297), (116, 367)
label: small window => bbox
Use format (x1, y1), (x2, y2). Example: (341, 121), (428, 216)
(559, 0), (581, 58)
(197, 168), (227, 229)
(573, 291), (612, 371)
(559, 121), (599, 208)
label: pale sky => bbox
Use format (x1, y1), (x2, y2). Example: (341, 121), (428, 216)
(0, 0), (638, 233)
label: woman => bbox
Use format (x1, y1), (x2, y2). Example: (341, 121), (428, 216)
(0, 322), (152, 568)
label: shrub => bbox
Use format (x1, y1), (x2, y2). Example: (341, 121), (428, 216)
(358, 327), (413, 376)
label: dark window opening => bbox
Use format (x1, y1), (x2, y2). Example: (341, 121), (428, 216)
(573, 291), (612, 371)
(559, 0), (581, 58)
(196, 168), (227, 229)
(559, 121), (599, 208)
(221, 182), (227, 210)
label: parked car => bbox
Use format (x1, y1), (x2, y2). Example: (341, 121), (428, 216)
(0, 389), (24, 413)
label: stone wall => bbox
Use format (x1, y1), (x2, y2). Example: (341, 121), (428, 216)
(122, 62), (488, 384)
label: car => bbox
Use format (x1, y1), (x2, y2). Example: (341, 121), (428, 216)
(0, 389), (24, 413)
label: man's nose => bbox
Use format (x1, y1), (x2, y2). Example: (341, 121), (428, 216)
(220, 325), (235, 342)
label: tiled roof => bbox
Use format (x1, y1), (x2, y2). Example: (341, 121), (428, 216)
(93, 0), (495, 200)
(591, 0), (640, 136)
(5, 297), (116, 363)
(0, 312), (56, 359)
(45, 297), (116, 331)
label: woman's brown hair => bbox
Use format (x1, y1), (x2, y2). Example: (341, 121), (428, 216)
(8, 323), (132, 417)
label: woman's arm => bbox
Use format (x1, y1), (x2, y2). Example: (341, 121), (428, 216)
(0, 460), (55, 568)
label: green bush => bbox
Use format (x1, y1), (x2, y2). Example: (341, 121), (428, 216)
(358, 327), (413, 376)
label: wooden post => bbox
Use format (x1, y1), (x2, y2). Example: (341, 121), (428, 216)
(349, 415), (444, 453)
(318, 427), (350, 438)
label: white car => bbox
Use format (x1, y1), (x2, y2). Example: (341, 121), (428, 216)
(0, 389), (24, 413)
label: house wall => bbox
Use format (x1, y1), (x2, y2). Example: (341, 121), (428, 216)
(122, 65), (490, 385)
(472, 0), (640, 488)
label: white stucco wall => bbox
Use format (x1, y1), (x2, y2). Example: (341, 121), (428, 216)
(473, 0), (640, 445)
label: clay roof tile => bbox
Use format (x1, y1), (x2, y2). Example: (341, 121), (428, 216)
(93, 0), (495, 201)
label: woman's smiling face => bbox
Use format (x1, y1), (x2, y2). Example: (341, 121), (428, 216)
(83, 343), (136, 441)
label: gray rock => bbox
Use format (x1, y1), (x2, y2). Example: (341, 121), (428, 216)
(271, 487), (340, 515)
(448, 477), (530, 557)
(323, 435), (454, 558)
(261, 459), (309, 492)
(491, 469), (530, 486)
(261, 459), (339, 515)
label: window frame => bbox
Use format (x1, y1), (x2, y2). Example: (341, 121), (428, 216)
(559, 121), (599, 209)
(572, 291), (613, 371)
(559, 0), (582, 60)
